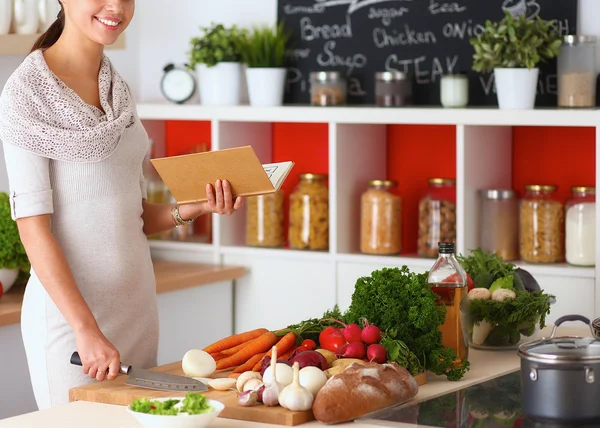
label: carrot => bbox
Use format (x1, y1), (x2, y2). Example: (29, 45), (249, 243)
(252, 332), (296, 371)
(220, 342), (248, 356)
(203, 328), (269, 354)
(234, 352), (266, 373)
(216, 331), (278, 371)
(280, 346), (299, 361)
(210, 353), (227, 362)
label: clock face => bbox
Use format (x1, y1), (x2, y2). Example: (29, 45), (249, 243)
(162, 68), (195, 103)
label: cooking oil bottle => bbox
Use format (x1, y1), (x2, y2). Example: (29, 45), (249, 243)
(427, 241), (469, 362)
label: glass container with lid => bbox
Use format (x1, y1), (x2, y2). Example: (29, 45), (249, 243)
(360, 179), (402, 255)
(566, 186), (596, 266)
(375, 71), (412, 107)
(289, 173), (329, 250)
(310, 72), (347, 106)
(440, 73), (469, 108)
(246, 190), (285, 248)
(558, 35), (598, 107)
(479, 189), (519, 261)
(418, 178), (457, 258)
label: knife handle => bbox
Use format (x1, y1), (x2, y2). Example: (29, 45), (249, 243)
(70, 352), (131, 375)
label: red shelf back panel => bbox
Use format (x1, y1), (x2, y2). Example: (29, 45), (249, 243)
(387, 125), (457, 255)
(165, 120), (212, 157)
(512, 126), (596, 202)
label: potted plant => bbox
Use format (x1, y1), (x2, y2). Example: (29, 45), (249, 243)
(188, 23), (246, 106)
(0, 192), (29, 298)
(236, 23), (292, 107)
(470, 10), (562, 109)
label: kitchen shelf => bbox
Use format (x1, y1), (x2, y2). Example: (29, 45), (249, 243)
(220, 245), (332, 261)
(0, 33), (126, 55)
(148, 240), (213, 253)
(335, 253), (436, 269)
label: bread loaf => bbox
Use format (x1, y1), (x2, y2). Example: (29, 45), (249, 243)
(312, 362), (419, 424)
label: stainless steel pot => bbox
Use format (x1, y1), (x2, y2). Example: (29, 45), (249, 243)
(518, 315), (600, 422)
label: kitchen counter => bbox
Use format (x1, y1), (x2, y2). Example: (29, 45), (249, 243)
(0, 260), (246, 328)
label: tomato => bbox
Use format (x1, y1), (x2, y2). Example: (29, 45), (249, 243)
(318, 326), (347, 353)
(301, 339), (316, 350)
(443, 273), (474, 291)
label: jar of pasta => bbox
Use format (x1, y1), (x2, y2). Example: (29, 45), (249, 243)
(245, 190), (285, 247)
(565, 186), (596, 266)
(519, 185), (564, 263)
(418, 178), (457, 258)
(289, 174), (329, 251)
(360, 180), (402, 255)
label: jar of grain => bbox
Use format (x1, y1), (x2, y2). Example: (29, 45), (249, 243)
(245, 190), (285, 247)
(360, 180), (402, 255)
(289, 173), (329, 250)
(374, 71), (412, 107)
(418, 178), (457, 258)
(519, 185), (564, 263)
(310, 72), (347, 106)
(558, 35), (597, 107)
(479, 189), (519, 261)
(566, 186), (596, 266)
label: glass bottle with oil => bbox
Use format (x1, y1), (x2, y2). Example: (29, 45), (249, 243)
(427, 241), (469, 362)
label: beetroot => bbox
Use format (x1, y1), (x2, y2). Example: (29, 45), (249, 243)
(289, 350), (328, 371)
(367, 344), (387, 363)
(361, 319), (382, 344)
(336, 341), (366, 359)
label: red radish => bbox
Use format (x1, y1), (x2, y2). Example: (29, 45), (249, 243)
(336, 341), (366, 359)
(361, 319), (382, 344)
(367, 344), (387, 363)
(322, 318), (363, 343)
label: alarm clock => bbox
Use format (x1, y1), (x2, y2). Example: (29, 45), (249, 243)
(160, 63), (196, 104)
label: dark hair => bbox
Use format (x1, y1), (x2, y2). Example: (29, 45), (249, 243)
(30, 3), (65, 53)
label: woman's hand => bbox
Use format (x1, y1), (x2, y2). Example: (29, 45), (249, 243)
(75, 327), (121, 382)
(202, 179), (243, 216)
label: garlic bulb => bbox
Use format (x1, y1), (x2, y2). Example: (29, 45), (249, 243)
(278, 362), (314, 412)
(262, 345), (283, 407)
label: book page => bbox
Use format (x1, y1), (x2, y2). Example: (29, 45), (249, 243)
(262, 161), (295, 190)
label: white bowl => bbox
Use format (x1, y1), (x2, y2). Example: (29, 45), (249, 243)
(127, 397), (225, 428)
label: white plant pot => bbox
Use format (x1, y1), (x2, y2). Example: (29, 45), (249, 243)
(37, 0), (61, 32)
(493, 67), (539, 110)
(13, 0), (39, 35)
(0, 0), (12, 35)
(196, 62), (243, 106)
(246, 68), (287, 107)
(0, 268), (19, 295)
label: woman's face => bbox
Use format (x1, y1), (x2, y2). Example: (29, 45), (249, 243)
(61, 0), (134, 46)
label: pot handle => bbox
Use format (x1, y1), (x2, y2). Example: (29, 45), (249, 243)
(551, 314), (594, 339)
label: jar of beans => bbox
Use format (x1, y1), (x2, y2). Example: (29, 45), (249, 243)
(360, 179), (402, 255)
(519, 184), (564, 263)
(289, 173), (329, 250)
(418, 178), (457, 258)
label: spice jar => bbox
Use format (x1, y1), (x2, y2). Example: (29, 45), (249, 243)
(441, 74), (469, 107)
(566, 186), (596, 266)
(360, 180), (402, 255)
(375, 71), (412, 107)
(289, 173), (329, 250)
(245, 190), (285, 248)
(310, 72), (347, 106)
(519, 185), (564, 263)
(418, 178), (457, 258)
(479, 189), (519, 261)
(558, 35), (597, 107)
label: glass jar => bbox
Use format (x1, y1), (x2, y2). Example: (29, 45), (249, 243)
(289, 174), (329, 250)
(360, 180), (402, 255)
(565, 186), (596, 266)
(418, 178), (457, 258)
(558, 35), (597, 107)
(310, 72), (347, 106)
(519, 185), (564, 263)
(479, 189), (519, 261)
(245, 190), (285, 248)
(375, 71), (412, 107)
(441, 74), (469, 108)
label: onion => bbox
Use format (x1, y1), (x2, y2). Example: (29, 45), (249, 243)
(181, 349), (216, 377)
(298, 366), (327, 397)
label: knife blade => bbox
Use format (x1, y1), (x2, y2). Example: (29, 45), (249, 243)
(70, 351), (208, 392)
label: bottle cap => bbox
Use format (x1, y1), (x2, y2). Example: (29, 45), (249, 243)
(438, 241), (455, 254)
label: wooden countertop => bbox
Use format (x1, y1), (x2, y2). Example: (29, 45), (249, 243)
(0, 261), (246, 328)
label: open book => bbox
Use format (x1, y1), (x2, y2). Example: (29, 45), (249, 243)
(150, 146), (295, 204)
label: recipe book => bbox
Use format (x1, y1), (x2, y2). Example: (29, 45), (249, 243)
(150, 146), (295, 204)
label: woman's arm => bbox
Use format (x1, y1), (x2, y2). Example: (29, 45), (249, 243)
(141, 179), (243, 236)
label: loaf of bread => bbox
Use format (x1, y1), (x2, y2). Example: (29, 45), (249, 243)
(312, 362), (419, 424)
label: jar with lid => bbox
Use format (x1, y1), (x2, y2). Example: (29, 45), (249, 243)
(418, 178), (457, 258)
(289, 174), (329, 250)
(558, 35), (597, 107)
(441, 74), (469, 108)
(310, 72), (347, 106)
(375, 71), (412, 107)
(245, 190), (285, 248)
(565, 186), (596, 266)
(360, 180), (402, 255)
(519, 185), (564, 263)
(479, 189), (519, 261)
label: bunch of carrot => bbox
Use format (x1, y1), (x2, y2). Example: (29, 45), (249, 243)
(203, 328), (298, 376)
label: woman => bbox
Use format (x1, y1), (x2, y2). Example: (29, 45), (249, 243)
(0, 0), (242, 409)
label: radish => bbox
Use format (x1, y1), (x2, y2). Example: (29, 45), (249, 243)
(367, 344), (387, 363)
(336, 341), (366, 359)
(322, 318), (363, 343)
(361, 319), (382, 344)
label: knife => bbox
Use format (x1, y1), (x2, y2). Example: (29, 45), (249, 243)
(70, 352), (208, 392)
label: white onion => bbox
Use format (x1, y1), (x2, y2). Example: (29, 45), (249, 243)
(299, 366), (327, 396)
(263, 363), (294, 387)
(181, 349), (216, 377)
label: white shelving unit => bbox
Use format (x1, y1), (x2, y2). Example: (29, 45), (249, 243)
(139, 103), (600, 333)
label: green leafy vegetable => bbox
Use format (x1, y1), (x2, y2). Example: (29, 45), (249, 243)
(130, 393), (212, 416)
(457, 249), (516, 289)
(180, 392), (212, 415)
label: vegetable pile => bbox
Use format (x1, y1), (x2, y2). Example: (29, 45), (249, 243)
(129, 392), (213, 415)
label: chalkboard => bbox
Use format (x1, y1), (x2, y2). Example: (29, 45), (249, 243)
(277, 0), (578, 106)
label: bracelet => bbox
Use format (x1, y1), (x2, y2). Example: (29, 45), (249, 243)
(171, 204), (195, 227)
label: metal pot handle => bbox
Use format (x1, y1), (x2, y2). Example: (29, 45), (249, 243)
(551, 314), (595, 338)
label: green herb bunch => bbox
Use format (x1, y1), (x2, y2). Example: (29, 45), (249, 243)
(0, 192), (29, 271)
(188, 23), (246, 69)
(457, 248), (519, 289)
(236, 23), (291, 68)
(470, 10), (562, 73)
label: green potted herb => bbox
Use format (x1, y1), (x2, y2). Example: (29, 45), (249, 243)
(0, 192), (29, 298)
(236, 23), (291, 107)
(188, 23), (246, 106)
(469, 10), (562, 109)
